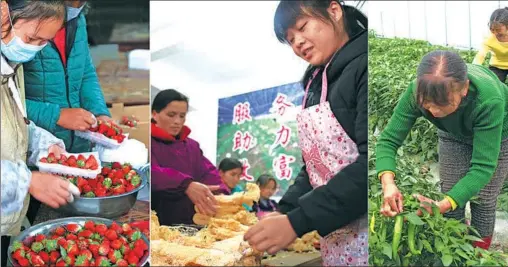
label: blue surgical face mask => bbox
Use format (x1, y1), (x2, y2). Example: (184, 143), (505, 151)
(0, 13), (46, 63)
(66, 4), (85, 21)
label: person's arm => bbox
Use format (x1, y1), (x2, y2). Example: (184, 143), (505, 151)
(278, 165), (313, 214)
(196, 147), (230, 195)
(472, 37), (490, 66)
(78, 16), (111, 118)
(446, 98), (504, 208)
(376, 80), (422, 177)
(25, 99), (61, 133)
(150, 153), (193, 193)
(1, 160), (32, 215)
(26, 121), (66, 166)
(283, 61), (369, 237)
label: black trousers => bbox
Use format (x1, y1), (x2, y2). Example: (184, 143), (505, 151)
(489, 66), (508, 83)
(2, 236), (10, 266)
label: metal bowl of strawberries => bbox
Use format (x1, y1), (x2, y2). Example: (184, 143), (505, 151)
(55, 162), (148, 218)
(8, 217), (149, 266)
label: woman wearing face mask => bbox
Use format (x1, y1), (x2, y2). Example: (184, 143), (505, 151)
(376, 50), (508, 250)
(151, 89), (229, 226)
(473, 8), (508, 82)
(23, 0), (111, 225)
(1, 0), (80, 265)
(244, 1), (368, 265)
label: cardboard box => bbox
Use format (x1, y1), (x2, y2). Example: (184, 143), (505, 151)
(109, 103), (150, 149)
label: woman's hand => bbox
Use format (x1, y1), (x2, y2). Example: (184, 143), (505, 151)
(380, 173), (404, 217)
(244, 214), (297, 255)
(48, 144), (65, 159)
(29, 172), (80, 208)
(57, 108), (95, 131)
(185, 182), (220, 216)
(414, 194), (452, 216)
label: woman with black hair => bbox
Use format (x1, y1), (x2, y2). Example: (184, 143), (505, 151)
(150, 89), (229, 226)
(474, 7), (508, 82)
(244, 1), (368, 265)
(377, 50), (508, 250)
(251, 174), (279, 219)
(218, 157), (244, 194)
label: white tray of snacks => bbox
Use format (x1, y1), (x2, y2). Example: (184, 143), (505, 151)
(36, 151), (101, 178)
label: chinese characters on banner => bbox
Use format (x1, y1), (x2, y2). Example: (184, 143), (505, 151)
(216, 82), (304, 197)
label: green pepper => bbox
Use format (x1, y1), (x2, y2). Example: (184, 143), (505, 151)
(392, 215), (403, 263)
(407, 222), (421, 255)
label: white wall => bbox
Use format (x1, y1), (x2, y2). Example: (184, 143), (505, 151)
(369, 1), (501, 50)
(150, 1), (367, 164)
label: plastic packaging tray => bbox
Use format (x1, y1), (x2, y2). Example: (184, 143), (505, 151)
(75, 130), (128, 148)
(36, 151), (101, 178)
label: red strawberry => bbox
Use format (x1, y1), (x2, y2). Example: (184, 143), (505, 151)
(82, 184), (92, 194)
(110, 239), (122, 250)
(119, 236), (129, 245)
(98, 241), (110, 256)
(66, 233), (77, 241)
(121, 223), (132, 234)
(84, 220), (95, 231)
(111, 185), (125, 195)
(54, 226), (66, 236)
(77, 239), (89, 250)
(77, 159), (85, 168)
(60, 154), (67, 161)
(110, 222), (122, 234)
(114, 171), (124, 180)
(102, 178), (112, 189)
(125, 184), (135, 192)
(107, 250), (122, 264)
(79, 249), (93, 261)
(39, 251), (49, 263)
(49, 251), (60, 263)
(78, 230), (93, 238)
(87, 179), (98, 188)
(134, 239), (148, 251)
(47, 153), (56, 163)
(39, 157), (48, 163)
(77, 154), (86, 161)
(77, 177), (88, 188)
(12, 249), (26, 261)
(132, 245), (144, 258)
(104, 229), (118, 241)
(55, 258), (67, 267)
(94, 188), (107, 197)
(66, 240), (79, 256)
(120, 243), (131, 256)
(64, 254), (75, 266)
(27, 253), (45, 266)
(17, 258), (30, 266)
(85, 157), (97, 170)
(95, 224), (108, 235)
(35, 234), (46, 242)
(128, 231), (142, 242)
(111, 162), (122, 170)
(66, 223), (81, 234)
(116, 259), (128, 266)
(42, 239), (58, 252)
(57, 237), (67, 247)
(101, 167), (111, 175)
(122, 165), (131, 174)
(30, 242), (44, 253)
(88, 243), (100, 257)
(75, 255), (89, 266)
(126, 251), (139, 265)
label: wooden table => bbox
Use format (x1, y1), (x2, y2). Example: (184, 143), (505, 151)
(108, 23), (149, 52)
(262, 251), (322, 266)
(33, 200), (150, 225)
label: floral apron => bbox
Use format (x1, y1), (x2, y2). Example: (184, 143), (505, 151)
(296, 62), (368, 266)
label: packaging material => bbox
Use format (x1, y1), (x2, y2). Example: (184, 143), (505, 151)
(36, 152), (101, 178)
(109, 103), (150, 149)
(94, 138), (148, 169)
(75, 130), (127, 149)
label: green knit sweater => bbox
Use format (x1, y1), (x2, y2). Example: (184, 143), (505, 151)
(376, 64), (508, 208)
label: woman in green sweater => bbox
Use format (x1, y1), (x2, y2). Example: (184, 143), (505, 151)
(376, 50), (508, 250)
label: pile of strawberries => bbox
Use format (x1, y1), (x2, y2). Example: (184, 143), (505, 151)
(66, 163), (142, 198)
(40, 154), (99, 170)
(120, 116), (139, 128)
(10, 220), (148, 266)
(90, 121), (125, 143)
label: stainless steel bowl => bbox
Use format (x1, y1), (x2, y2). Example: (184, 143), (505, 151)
(8, 217), (149, 266)
(56, 166), (148, 218)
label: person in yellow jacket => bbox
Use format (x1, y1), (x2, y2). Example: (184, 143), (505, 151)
(473, 7), (508, 82)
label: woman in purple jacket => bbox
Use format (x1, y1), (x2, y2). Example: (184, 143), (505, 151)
(150, 89), (229, 226)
